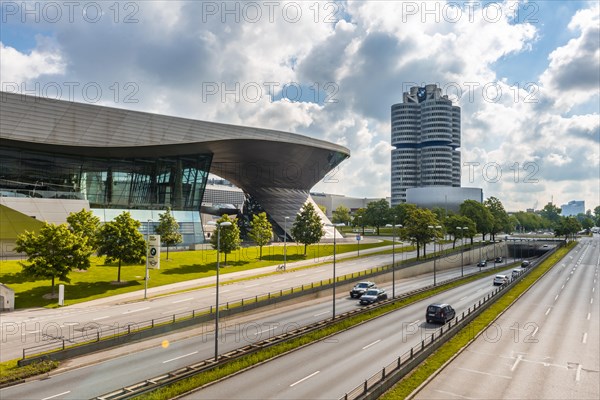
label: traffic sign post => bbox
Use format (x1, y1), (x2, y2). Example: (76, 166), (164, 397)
(356, 234), (361, 256)
(144, 235), (160, 300)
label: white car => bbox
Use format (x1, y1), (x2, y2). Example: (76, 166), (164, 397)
(493, 275), (509, 286)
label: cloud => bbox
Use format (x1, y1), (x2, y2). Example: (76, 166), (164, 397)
(0, 37), (65, 83)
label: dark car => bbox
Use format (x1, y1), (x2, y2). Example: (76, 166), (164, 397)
(359, 288), (388, 305)
(494, 256), (503, 263)
(426, 303), (456, 324)
(350, 281), (376, 298)
(521, 260), (531, 268)
(477, 260), (487, 267)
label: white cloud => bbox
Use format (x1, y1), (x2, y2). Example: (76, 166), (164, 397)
(0, 38), (65, 83)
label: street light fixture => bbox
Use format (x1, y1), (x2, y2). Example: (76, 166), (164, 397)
(386, 217), (401, 298)
(283, 216), (290, 271)
(327, 223), (345, 321)
(428, 225), (442, 286)
(456, 226), (468, 277)
(207, 220), (232, 361)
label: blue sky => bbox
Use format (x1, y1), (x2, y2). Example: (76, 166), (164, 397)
(1, 0), (598, 212)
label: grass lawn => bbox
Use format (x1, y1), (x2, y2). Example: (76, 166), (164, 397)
(0, 240), (390, 309)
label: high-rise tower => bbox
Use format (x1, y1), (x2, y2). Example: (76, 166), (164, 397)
(391, 84), (461, 205)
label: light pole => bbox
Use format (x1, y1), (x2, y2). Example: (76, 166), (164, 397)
(386, 217), (400, 298)
(327, 223), (344, 321)
(208, 220), (232, 361)
(144, 219), (152, 300)
(283, 216), (289, 270)
(428, 225), (442, 286)
(457, 226), (467, 277)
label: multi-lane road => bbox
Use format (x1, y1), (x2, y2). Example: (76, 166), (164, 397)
(0, 255), (515, 399)
(414, 236), (599, 399)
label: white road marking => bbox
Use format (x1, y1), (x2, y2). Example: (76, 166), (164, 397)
(256, 327), (274, 335)
(296, 274), (307, 277)
(457, 367), (511, 379)
(314, 311), (329, 317)
(532, 326), (539, 337)
(122, 307), (150, 314)
(272, 278), (285, 282)
(62, 322), (78, 326)
(27, 330), (41, 335)
(576, 364), (582, 381)
(162, 351), (198, 363)
(593, 287), (595, 292)
(409, 319), (420, 326)
(290, 370), (320, 387)
(511, 355), (522, 371)
(172, 297), (193, 304)
(362, 339), (381, 350)
(591, 298), (594, 304)
(245, 283), (259, 288)
(41, 391), (71, 400)
(545, 308), (552, 316)
(92, 316), (110, 321)
(582, 333), (587, 344)
(587, 313), (591, 320)
(561, 285), (565, 290)
(554, 294), (559, 301)
(433, 390), (476, 399)
(460, 296), (467, 301)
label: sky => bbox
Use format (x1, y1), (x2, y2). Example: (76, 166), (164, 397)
(1, 0), (599, 213)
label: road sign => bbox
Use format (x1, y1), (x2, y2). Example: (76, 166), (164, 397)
(356, 235), (362, 241)
(148, 235), (161, 269)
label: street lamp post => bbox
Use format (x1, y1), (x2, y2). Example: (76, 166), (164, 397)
(457, 226), (468, 277)
(428, 225), (442, 286)
(283, 216), (289, 271)
(328, 223), (344, 321)
(208, 220), (232, 361)
(144, 219), (152, 300)
(386, 217), (400, 298)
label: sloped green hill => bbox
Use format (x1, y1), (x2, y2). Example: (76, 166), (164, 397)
(0, 205), (45, 239)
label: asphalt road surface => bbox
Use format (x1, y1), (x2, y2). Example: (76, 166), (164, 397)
(414, 236), (599, 399)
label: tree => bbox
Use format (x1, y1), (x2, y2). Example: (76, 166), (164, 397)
(353, 208), (366, 235)
(291, 202), (324, 256)
(444, 215), (476, 248)
(575, 213), (594, 230)
(154, 207), (183, 260)
(67, 208), (100, 251)
(554, 216), (581, 241)
(539, 203), (562, 227)
(390, 203), (417, 226)
(97, 212), (146, 282)
(401, 208), (440, 259)
(15, 223), (93, 295)
(484, 197), (510, 240)
(210, 214), (241, 266)
(364, 199), (390, 235)
(460, 200), (494, 240)
(332, 205), (351, 225)
(594, 205), (600, 227)
(248, 212), (272, 260)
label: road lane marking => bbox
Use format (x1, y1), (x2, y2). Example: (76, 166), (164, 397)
(554, 295), (559, 301)
(582, 333), (587, 344)
(362, 339), (381, 350)
(587, 313), (591, 320)
(162, 351), (198, 363)
(545, 308), (552, 316)
(314, 311), (329, 317)
(296, 274), (307, 277)
(122, 307), (150, 314)
(92, 316), (110, 321)
(561, 285), (565, 290)
(457, 367), (511, 379)
(532, 326), (539, 337)
(245, 283), (259, 288)
(460, 296), (467, 301)
(576, 364), (582, 381)
(591, 298), (594, 304)
(41, 391), (71, 400)
(290, 371), (320, 387)
(272, 278), (285, 282)
(433, 390), (476, 399)
(172, 297), (194, 304)
(409, 319), (420, 326)
(511, 355), (522, 371)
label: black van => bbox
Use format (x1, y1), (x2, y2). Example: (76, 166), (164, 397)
(426, 303), (456, 324)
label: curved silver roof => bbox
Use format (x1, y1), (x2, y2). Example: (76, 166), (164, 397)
(0, 91), (350, 234)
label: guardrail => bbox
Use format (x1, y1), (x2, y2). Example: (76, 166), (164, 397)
(342, 244), (561, 400)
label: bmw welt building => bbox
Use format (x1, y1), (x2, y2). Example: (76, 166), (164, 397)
(0, 91), (349, 249)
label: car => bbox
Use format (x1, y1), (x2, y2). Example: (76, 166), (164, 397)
(493, 274), (509, 285)
(511, 269), (522, 278)
(521, 260), (531, 268)
(542, 244), (549, 248)
(494, 256), (503, 263)
(426, 303), (456, 324)
(359, 288), (388, 305)
(350, 281), (376, 298)
(477, 260), (487, 267)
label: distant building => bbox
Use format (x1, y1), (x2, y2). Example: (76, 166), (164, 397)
(391, 84), (461, 205)
(561, 200), (584, 216)
(405, 187), (483, 213)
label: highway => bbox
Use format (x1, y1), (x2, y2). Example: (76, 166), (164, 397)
(0, 259), (517, 399)
(175, 266), (520, 399)
(414, 236), (599, 399)
(0, 242), (512, 362)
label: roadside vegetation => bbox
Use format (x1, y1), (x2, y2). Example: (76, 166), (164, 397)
(0, 359), (58, 386)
